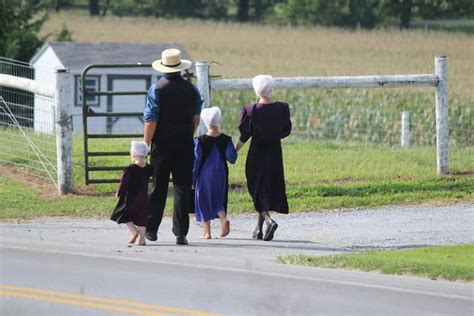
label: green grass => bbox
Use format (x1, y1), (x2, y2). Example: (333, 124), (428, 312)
(1, 169), (472, 220)
(77, 138), (474, 189)
(1, 133), (473, 220)
(0, 177), (114, 219)
(277, 244), (474, 281)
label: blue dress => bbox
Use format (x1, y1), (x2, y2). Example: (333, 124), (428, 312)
(192, 134), (237, 222)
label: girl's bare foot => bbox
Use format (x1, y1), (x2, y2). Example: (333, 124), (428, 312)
(135, 238), (146, 246)
(220, 220), (230, 237)
(128, 233), (139, 244)
(199, 234), (211, 239)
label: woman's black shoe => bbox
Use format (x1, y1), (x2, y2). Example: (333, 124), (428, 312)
(252, 230), (263, 240)
(263, 221), (278, 241)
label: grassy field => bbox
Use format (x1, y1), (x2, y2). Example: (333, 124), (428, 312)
(277, 244), (474, 281)
(0, 135), (473, 220)
(42, 13), (473, 145)
(41, 12), (474, 97)
(213, 89), (472, 146)
(1, 13), (472, 220)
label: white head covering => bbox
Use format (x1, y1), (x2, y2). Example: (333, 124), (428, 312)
(130, 141), (148, 157)
(200, 106), (221, 128)
(252, 75), (273, 97)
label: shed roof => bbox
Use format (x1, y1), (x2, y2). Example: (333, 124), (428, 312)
(30, 42), (193, 71)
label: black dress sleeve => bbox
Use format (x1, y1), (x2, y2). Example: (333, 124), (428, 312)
(239, 105), (253, 143)
(281, 103), (292, 139)
(116, 167), (132, 198)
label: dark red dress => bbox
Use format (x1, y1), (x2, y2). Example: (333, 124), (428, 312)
(111, 164), (153, 227)
(239, 102), (292, 214)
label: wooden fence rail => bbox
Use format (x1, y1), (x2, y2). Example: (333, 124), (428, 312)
(195, 56), (449, 174)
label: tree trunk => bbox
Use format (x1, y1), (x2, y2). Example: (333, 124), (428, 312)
(89, 0), (100, 16)
(399, 0), (412, 29)
(237, 0), (249, 22)
(54, 0), (61, 12)
(102, 0), (111, 16)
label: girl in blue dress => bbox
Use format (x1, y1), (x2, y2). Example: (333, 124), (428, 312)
(192, 107), (237, 239)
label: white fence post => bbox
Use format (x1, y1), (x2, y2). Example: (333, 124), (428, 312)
(195, 60), (210, 136)
(208, 56), (447, 176)
(55, 68), (73, 195)
(401, 111), (410, 148)
(435, 56), (448, 175)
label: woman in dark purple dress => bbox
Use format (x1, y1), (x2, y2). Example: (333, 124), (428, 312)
(236, 75), (292, 241)
(111, 141), (153, 245)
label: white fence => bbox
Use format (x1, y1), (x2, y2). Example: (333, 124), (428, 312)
(0, 55), (451, 195)
(0, 58), (73, 195)
(195, 56), (449, 175)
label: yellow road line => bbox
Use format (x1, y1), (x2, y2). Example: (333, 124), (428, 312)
(0, 290), (168, 316)
(0, 284), (221, 316)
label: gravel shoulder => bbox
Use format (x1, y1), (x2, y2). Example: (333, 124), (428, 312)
(1, 203), (472, 268)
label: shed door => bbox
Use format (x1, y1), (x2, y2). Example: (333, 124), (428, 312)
(107, 75), (151, 134)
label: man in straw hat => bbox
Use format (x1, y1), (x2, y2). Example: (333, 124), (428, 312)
(143, 48), (202, 245)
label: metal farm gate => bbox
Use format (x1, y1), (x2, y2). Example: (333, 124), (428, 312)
(82, 64), (150, 184)
(82, 64), (194, 184)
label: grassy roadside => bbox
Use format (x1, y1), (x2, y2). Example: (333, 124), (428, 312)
(1, 136), (473, 220)
(79, 139), (474, 191)
(277, 244), (474, 282)
(1, 170), (472, 220)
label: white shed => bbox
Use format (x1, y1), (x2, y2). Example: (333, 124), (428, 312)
(30, 41), (193, 134)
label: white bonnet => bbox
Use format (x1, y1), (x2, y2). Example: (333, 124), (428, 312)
(130, 141), (149, 157)
(200, 106), (221, 128)
(252, 75), (273, 97)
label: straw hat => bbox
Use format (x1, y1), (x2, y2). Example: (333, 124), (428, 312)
(152, 48), (192, 73)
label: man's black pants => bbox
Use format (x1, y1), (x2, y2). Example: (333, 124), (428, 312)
(148, 143), (193, 237)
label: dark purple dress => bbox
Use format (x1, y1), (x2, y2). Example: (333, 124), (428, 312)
(239, 102), (292, 214)
(111, 164), (153, 227)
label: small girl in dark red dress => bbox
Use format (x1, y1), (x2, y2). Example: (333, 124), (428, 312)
(111, 141), (153, 246)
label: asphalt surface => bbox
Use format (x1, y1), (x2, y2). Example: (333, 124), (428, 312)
(1, 203), (473, 315)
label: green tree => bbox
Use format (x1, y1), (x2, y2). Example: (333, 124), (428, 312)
(89, 0), (99, 16)
(237, 0), (249, 21)
(378, 0), (474, 29)
(56, 23), (73, 41)
(249, 0), (286, 21)
(272, 0), (381, 28)
(0, 0), (48, 62)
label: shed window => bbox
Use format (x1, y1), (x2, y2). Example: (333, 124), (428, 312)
(75, 76), (100, 107)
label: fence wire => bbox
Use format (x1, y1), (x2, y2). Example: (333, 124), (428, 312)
(0, 57), (58, 185)
(212, 87), (472, 181)
(214, 88), (472, 145)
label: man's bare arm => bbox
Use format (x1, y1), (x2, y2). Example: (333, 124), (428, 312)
(144, 121), (157, 145)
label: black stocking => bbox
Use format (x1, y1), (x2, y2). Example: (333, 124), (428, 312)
(254, 213), (264, 233)
(260, 211), (273, 225)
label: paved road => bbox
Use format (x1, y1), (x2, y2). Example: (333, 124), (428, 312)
(1, 204), (473, 315)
